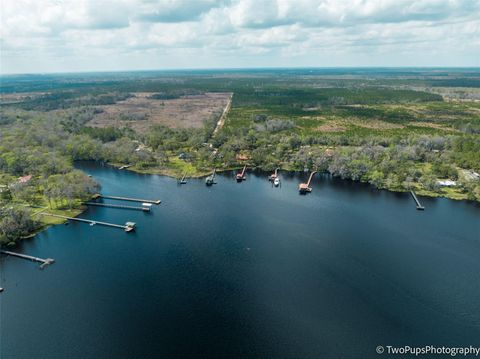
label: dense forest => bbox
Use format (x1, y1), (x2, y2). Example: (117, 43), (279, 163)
(1, 69), (479, 245)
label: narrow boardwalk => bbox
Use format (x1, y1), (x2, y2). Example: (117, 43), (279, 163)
(1, 250), (54, 269)
(39, 213), (135, 232)
(85, 202), (150, 211)
(98, 195), (161, 205)
(410, 190), (425, 210)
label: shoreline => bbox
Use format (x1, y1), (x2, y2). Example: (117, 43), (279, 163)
(107, 162), (475, 203)
(3, 162), (476, 248)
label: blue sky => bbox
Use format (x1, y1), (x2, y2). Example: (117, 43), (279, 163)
(1, 0), (479, 74)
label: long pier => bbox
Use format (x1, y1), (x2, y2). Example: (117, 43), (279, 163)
(40, 213), (135, 232)
(410, 191), (425, 210)
(85, 202), (150, 212)
(97, 195), (161, 205)
(1, 250), (54, 269)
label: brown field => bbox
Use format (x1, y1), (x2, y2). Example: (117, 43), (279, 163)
(351, 118), (404, 130)
(312, 117), (404, 132)
(408, 122), (458, 132)
(0, 92), (49, 104)
(88, 92), (232, 132)
(315, 121), (347, 132)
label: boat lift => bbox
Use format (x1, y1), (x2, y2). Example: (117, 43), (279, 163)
(179, 173), (187, 185)
(206, 169), (217, 186)
(236, 165), (247, 182)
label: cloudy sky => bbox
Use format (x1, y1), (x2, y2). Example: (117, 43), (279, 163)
(1, 0), (479, 74)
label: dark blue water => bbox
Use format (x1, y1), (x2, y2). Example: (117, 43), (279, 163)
(1, 162), (479, 359)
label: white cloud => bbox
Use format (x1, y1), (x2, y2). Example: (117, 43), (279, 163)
(1, 0), (479, 73)
(135, 0), (228, 22)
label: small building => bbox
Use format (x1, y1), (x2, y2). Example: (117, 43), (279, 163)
(236, 154), (250, 161)
(437, 180), (457, 187)
(17, 175), (32, 184)
(142, 203), (152, 212)
(324, 148), (335, 157)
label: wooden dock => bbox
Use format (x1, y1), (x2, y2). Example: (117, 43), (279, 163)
(236, 165), (247, 182)
(1, 250), (54, 269)
(299, 171), (317, 193)
(98, 195), (161, 205)
(269, 168), (279, 181)
(85, 202), (150, 212)
(410, 190), (425, 210)
(40, 213), (136, 232)
(179, 173), (187, 184)
(206, 168), (217, 186)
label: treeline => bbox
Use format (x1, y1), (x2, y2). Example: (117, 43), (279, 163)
(233, 88), (442, 107)
(451, 137), (480, 171)
(0, 107), (220, 176)
(0, 207), (40, 245)
(2, 109), (474, 201)
(0, 172), (100, 246)
(16, 91), (132, 111)
(212, 116), (480, 200)
(148, 89), (202, 100)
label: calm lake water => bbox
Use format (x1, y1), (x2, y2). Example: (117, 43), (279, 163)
(1, 162), (479, 359)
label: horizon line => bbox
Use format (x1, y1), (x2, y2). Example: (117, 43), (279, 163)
(2, 65), (480, 77)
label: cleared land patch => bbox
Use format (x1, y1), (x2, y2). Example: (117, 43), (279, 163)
(351, 118), (404, 130)
(408, 122), (458, 132)
(0, 92), (49, 105)
(308, 116), (404, 132)
(88, 92), (232, 132)
(315, 121), (347, 132)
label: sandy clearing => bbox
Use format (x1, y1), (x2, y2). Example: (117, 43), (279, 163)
(88, 92), (233, 132)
